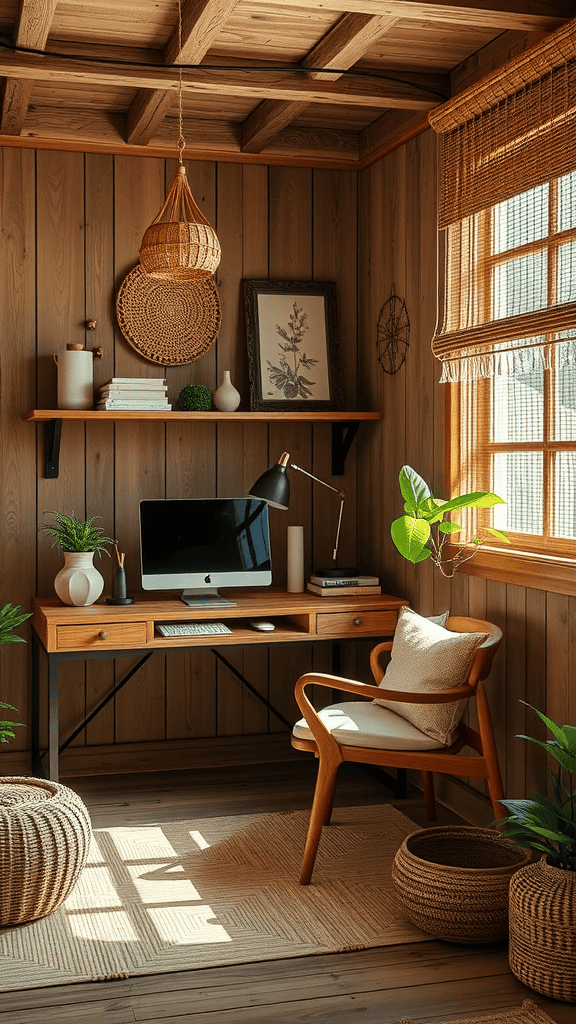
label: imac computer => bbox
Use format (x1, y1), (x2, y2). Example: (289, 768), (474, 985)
(139, 497), (272, 607)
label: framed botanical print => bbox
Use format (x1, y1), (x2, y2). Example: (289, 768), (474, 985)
(243, 279), (342, 411)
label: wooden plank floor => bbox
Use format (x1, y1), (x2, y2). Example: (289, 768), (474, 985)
(1, 759), (573, 1024)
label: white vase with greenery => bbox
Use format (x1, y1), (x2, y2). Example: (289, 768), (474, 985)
(40, 511), (114, 607)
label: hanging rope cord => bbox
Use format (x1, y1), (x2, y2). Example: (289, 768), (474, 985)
(177, 0), (185, 164)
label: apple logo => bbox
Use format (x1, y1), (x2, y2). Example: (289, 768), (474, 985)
(204, 575), (211, 584)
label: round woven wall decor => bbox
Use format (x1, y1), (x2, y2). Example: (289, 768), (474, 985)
(116, 264), (221, 365)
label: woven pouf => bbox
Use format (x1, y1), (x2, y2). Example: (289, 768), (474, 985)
(509, 857), (576, 1002)
(0, 776), (92, 926)
(392, 825), (531, 944)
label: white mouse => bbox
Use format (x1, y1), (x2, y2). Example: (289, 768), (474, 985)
(249, 619), (275, 631)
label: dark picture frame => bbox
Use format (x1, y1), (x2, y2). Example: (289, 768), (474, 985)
(243, 279), (342, 411)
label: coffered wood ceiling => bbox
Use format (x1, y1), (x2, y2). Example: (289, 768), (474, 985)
(0, 1), (573, 168)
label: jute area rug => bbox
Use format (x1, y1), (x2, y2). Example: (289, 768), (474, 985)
(0, 803), (428, 991)
(400, 1002), (559, 1024)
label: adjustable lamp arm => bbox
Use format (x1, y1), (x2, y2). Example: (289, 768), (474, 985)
(290, 463), (346, 562)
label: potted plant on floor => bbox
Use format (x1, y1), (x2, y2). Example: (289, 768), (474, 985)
(492, 702), (576, 1002)
(0, 602), (32, 744)
(390, 465), (508, 577)
(40, 511), (115, 606)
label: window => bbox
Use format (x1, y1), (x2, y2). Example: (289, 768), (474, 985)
(428, 19), (576, 591)
(455, 174), (576, 564)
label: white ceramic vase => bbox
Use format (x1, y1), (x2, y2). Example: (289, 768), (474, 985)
(213, 370), (240, 412)
(54, 551), (104, 607)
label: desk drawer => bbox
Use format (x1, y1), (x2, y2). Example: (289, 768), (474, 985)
(55, 621), (148, 650)
(316, 610), (397, 637)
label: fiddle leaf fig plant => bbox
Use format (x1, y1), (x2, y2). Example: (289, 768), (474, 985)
(40, 511), (114, 557)
(0, 601), (32, 744)
(391, 465), (508, 577)
(492, 703), (576, 872)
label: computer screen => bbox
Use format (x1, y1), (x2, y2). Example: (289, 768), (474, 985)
(139, 497), (272, 607)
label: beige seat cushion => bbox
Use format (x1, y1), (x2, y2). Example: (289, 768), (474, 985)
(293, 700), (450, 750)
(373, 607), (489, 745)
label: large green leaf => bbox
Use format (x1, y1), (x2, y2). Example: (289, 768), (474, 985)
(391, 516), (431, 563)
(398, 466), (431, 515)
(438, 520), (462, 534)
(518, 735), (576, 773)
(427, 491), (505, 524)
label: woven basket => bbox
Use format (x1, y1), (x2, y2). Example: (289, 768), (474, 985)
(392, 825), (531, 944)
(0, 776), (92, 926)
(509, 857), (576, 1002)
(139, 164), (221, 281)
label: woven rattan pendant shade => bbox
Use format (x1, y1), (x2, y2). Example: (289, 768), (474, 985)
(139, 164), (221, 281)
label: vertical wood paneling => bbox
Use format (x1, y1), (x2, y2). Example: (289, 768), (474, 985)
(2, 133), (573, 802)
(240, 164), (271, 735)
(0, 148), (37, 747)
(85, 153), (116, 745)
(268, 166), (314, 731)
(113, 156), (166, 744)
(36, 150), (87, 746)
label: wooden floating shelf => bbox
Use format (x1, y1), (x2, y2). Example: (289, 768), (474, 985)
(25, 410), (380, 422)
(25, 409), (381, 478)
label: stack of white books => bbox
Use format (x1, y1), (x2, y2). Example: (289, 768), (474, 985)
(96, 378), (171, 411)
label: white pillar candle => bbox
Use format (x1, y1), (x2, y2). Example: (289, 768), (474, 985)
(287, 525), (305, 593)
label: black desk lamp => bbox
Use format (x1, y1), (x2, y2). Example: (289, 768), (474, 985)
(249, 452), (358, 578)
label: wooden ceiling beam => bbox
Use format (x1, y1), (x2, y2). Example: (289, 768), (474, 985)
(126, 0), (240, 146)
(242, 12), (398, 153)
(249, 0), (573, 32)
(0, 49), (449, 109)
(1, 0), (58, 135)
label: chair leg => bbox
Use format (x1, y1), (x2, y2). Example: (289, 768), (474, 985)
(299, 760), (339, 886)
(476, 682), (505, 820)
(421, 770), (436, 821)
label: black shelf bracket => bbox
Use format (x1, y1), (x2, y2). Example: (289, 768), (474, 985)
(331, 421), (359, 475)
(45, 419), (62, 478)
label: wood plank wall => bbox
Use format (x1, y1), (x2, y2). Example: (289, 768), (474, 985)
(1, 133), (573, 821)
(357, 126), (574, 822)
(0, 146), (359, 767)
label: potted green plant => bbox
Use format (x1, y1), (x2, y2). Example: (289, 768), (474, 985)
(40, 511), (115, 607)
(493, 703), (576, 1002)
(0, 602), (32, 744)
(390, 465), (508, 577)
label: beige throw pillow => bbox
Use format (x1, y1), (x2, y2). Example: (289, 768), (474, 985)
(373, 607), (489, 746)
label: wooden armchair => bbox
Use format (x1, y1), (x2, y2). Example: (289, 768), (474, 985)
(291, 615), (504, 884)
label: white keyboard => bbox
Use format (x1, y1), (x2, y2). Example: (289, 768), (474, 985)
(157, 621), (232, 637)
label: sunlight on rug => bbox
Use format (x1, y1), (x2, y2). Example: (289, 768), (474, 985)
(0, 803), (428, 991)
(400, 1000), (559, 1024)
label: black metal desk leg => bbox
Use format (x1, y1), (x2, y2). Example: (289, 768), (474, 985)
(48, 653), (60, 782)
(30, 630), (42, 777)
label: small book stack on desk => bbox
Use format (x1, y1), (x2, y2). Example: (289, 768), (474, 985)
(96, 377), (171, 411)
(307, 574), (381, 596)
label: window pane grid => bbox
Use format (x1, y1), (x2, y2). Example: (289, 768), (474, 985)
(455, 171), (576, 560)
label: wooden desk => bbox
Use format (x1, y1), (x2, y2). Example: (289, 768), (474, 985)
(32, 587), (408, 781)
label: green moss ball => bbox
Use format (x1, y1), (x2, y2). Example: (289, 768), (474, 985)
(178, 384), (212, 411)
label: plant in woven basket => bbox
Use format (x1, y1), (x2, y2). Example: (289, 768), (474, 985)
(40, 511), (114, 557)
(391, 465), (509, 577)
(0, 602), (32, 743)
(178, 384), (212, 411)
(493, 703), (576, 871)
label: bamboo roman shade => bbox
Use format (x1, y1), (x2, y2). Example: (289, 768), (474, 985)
(429, 18), (576, 382)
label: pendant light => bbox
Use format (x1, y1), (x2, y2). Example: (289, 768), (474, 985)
(139, 0), (221, 281)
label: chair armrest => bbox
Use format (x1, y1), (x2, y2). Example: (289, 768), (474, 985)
(370, 641), (393, 683)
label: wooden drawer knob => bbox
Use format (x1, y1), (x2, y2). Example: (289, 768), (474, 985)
(353, 617), (363, 626)
(98, 630), (109, 640)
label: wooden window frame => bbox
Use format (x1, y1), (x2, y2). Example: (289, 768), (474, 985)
(446, 180), (576, 597)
